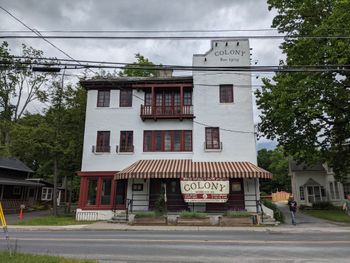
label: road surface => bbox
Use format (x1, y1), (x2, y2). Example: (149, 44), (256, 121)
(1, 229), (350, 262)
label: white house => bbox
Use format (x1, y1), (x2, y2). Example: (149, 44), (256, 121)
(76, 40), (272, 220)
(289, 160), (350, 206)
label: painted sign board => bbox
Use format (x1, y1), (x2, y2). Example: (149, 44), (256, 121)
(180, 178), (229, 203)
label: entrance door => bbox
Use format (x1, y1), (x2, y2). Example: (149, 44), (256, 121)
(149, 179), (187, 212)
(115, 180), (127, 209)
(227, 179), (245, 210)
(307, 185), (323, 204)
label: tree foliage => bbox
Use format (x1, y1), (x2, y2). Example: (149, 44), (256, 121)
(256, 0), (350, 181)
(0, 41), (57, 155)
(258, 147), (290, 194)
(118, 53), (160, 77)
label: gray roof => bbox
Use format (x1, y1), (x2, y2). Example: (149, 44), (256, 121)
(0, 157), (33, 173)
(80, 76), (193, 89)
(290, 160), (325, 172)
(0, 178), (43, 187)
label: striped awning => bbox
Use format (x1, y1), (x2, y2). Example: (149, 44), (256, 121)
(115, 159), (272, 180)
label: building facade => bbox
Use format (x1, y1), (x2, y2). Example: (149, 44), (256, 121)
(76, 40), (272, 220)
(289, 160), (350, 206)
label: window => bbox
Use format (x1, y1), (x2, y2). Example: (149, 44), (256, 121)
(184, 91), (192, 106)
(120, 131), (133, 152)
(41, 187), (53, 201)
(100, 178), (112, 205)
(96, 131), (110, 152)
(205, 127), (220, 149)
(219, 85), (233, 103)
(334, 182), (340, 199)
(97, 90), (110, 107)
(132, 184), (144, 191)
(143, 130), (192, 152)
(87, 179), (98, 205)
(120, 89), (132, 107)
(299, 186), (305, 200)
(145, 92), (152, 106)
(231, 182), (242, 192)
(330, 182), (335, 199)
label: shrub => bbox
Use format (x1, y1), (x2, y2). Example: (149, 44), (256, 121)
(223, 211), (251, 218)
(179, 211), (208, 219)
(312, 201), (335, 210)
(134, 211), (163, 218)
(262, 199), (285, 223)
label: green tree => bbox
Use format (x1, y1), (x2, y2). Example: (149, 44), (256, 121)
(258, 147), (290, 194)
(256, 0), (350, 182)
(118, 53), (160, 77)
(0, 41), (57, 155)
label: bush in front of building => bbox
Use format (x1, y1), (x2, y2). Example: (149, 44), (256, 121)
(179, 211), (208, 219)
(262, 200), (285, 223)
(223, 211), (251, 218)
(311, 201), (337, 210)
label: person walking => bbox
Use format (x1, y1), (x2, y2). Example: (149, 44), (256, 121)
(343, 194), (350, 216)
(288, 196), (297, 225)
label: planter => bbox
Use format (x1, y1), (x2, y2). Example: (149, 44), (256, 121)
(176, 217), (212, 226)
(132, 217), (167, 225)
(219, 216), (253, 226)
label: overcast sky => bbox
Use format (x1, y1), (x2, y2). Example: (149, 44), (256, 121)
(0, 0), (282, 147)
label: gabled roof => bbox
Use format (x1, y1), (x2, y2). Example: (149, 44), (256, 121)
(0, 156), (33, 173)
(303, 178), (322, 187)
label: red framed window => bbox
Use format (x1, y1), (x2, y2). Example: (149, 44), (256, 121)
(205, 127), (220, 149)
(120, 89), (132, 107)
(96, 131), (110, 152)
(184, 91), (192, 106)
(120, 131), (134, 152)
(145, 92), (152, 106)
(143, 130), (192, 152)
(97, 90), (110, 107)
(219, 85), (233, 103)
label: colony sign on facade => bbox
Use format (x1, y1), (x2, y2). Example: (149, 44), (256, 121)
(180, 179), (230, 203)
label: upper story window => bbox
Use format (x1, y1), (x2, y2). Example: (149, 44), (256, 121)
(96, 131), (110, 152)
(143, 130), (192, 152)
(184, 91), (192, 106)
(219, 85), (233, 103)
(120, 131), (134, 152)
(205, 127), (220, 149)
(97, 90), (110, 107)
(120, 89), (132, 107)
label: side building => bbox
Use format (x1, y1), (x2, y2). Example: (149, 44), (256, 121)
(76, 40), (272, 220)
(289, 160), (350, 206)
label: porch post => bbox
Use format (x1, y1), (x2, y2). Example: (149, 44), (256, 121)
(0, 185), (4, 200)
(180, 85), (184, 115)
(254, 178), (259, 213)
(151, 85), (155, 114)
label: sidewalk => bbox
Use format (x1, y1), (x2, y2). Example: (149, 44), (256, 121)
(7, 221), (350, 233)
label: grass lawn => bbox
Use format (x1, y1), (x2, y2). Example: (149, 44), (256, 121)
(303, 210), (350, 223)
(0, 251), (96, 263)
(13, 215), (95, 226)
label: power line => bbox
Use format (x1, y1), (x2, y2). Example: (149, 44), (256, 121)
(0, 29), (279, 34)
(0, 6), (260, 136)
(2, 35), (350, 40)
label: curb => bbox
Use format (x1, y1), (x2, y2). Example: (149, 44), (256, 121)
(7, 224), (350, 233)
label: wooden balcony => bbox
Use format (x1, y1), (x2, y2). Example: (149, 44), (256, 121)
(140, 105), (194, 120)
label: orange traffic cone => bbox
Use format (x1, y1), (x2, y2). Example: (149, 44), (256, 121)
(19, 208), (23, 220)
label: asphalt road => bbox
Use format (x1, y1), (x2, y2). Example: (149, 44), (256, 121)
(2, 229), (350, 262)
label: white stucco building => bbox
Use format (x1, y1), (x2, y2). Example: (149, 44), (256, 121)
(289, 160), (350, 206)
(76, 40), (271, 220)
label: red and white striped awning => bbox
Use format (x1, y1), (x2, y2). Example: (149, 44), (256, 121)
(115, 159), (272, 180)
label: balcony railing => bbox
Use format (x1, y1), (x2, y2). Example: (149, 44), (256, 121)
(117, 145), (134, 153)
(92, 145), (111, 153)
(140, 105), (194, 120)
